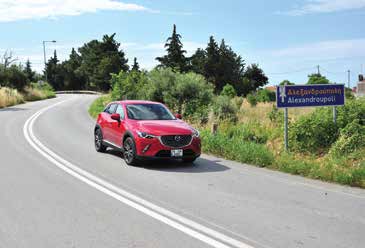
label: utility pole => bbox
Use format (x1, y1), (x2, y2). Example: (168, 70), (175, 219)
(42, 40), (56, 83)
(317, 65), (320, 75)
(347, 70), (351, 89)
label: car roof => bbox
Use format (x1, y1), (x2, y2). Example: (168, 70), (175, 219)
(112, 100), (162, 105)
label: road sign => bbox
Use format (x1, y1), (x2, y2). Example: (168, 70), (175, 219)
(276, 84), (345, 108)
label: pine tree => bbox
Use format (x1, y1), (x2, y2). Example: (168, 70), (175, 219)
(204, 36), (220, 91)
(190, 48), (207, 75)
(45, 50), (64, 90)
(24, 59), (35, 83)
(131, 57), (140, 72)
(62, 48), (86, 90)
(156, 24), (188, 72)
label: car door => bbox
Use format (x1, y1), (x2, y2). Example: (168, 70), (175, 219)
(102, 103), (117, 142)
(109, 104), (126, 147)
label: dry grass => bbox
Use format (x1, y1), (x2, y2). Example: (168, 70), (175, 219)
(0, 87), (24, 108)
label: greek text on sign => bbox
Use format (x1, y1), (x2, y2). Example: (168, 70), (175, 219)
(276, 84), (345, 108)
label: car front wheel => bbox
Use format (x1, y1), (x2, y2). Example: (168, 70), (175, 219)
(94, 128), (107, 153)
(123, 137), (138, 165)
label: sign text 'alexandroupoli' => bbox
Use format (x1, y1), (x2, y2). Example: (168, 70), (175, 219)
(276, 84), (345, 108)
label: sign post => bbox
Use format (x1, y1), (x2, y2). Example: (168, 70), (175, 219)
(276, 84), (345, 151)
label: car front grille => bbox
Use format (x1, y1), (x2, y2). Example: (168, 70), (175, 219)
(160, 135), (192, 148)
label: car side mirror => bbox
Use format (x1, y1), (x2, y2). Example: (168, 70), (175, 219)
(111, 113), (121, 122)
(175, 113), (182, 119)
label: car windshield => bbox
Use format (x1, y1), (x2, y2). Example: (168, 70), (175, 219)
(126, 104), (176, 120)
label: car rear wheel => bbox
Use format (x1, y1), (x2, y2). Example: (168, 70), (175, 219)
(94, 128), (107, 153)
(123, 137), (138, 165)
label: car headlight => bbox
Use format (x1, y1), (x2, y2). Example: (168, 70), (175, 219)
(136, 131), (156, 139)
(192, 129), (200, 138)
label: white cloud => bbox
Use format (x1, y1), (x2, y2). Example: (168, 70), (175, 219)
(280, 0), (365, 16)
(0, 0), (149, 22)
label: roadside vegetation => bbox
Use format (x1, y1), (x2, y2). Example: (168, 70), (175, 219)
(0, 51), (55, 108)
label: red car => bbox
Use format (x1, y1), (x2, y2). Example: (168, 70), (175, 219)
(94, 100), (201, 165)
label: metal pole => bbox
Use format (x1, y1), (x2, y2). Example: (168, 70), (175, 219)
(284, 107), (288, 151)
(43, 41), (47, 82)
(347, 70), (350, 89)
(333, 81), (337, 125)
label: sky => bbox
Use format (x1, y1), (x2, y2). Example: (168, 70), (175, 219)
(0, 0), (365, 87)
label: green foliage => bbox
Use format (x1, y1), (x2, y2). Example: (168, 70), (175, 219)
(111, 70), (148, 100)
(290, 98), (365, 153)
(290, 107), (337, 153)
(330, 120), (365, 156)
(268, 105), (283, 123)
(279, 80), (295, 86)
(307, 73), (330, 85)
(156, 24), (188, 72)
(212, 95), (238, 122)
(231, 96), (243, 109)
(201, 129), (274, 167)
(88, 95), (112, 119)
(61, 48), (86, 90)
(246, 93), (258, 107)
(131, 57), (140, 72)
(256, 89), (275, 102)
(24, 59), (35, 83)
(242, 64), (268, 95)
(345, 88), (354, 100)
(220, 84), (236, 98)
(190, 48), (206, 75)
(78, 33), (129, 91)
(4, 64), (28, 90)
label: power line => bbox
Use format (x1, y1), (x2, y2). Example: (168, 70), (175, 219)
(268, 66), (317, 75)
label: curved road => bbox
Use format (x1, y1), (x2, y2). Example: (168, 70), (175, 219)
(1, 94), (364, 248)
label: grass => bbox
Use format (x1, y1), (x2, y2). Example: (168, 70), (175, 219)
(0, 85), (55, 108)
(88, 95), (365, 188)
(88, 94), (112, 118)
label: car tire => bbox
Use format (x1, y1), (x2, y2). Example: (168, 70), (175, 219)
(123, 137), (138, 166)
(182, 158), (196, 164)
(94, 128), (107, 153)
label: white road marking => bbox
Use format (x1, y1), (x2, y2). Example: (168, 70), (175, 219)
(23, 98), (256, 248)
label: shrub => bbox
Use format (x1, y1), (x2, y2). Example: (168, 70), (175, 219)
(88, 95), (112, 119)
(256, 89), (275, 103)
(231, 96), (243, 110)
(246, 93), (257, 107)
(201, 130), (274, 167)
(290, 107), (338, 153)
(329, 120), (365, 156)
(212, 95), (238, 122)
(111, 70), (148, 101)
(268, 105), (283, 123)
(0, 87), (24, 108)
(220, 84), (236, 98)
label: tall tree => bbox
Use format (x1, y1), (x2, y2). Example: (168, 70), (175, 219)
(24, 59), (35, 83)
(241, 64), (268, 95)
(78, 33), (129, 91)
(45, 50), (64, 90)
(62, 48), (86, 90)
(190, 48), (207, 75)
(204, 36), (220, 90)
(131, 57), (140, 72)
(156, 24), (188, 72)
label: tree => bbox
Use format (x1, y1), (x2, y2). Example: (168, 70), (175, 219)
(242, 64), (268, 95)
(156, 24), (188, 72)
(62, 48), (86, 90)
(279, 80), (295, 85)
(23, 59), (35, 83)
(78, 33), (129, 91)
(204, 36), (220, 89)
(6, 64), (27, 90)
(190, 48), (206, 75)
(131, 57), (140, 72)
(45, 50), (64, 90)
(307, 73), (330, 85)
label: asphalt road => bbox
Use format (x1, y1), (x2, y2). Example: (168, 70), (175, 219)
(1, 94), (364, 248)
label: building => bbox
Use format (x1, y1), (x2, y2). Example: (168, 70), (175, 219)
(357, 74), (365, 97)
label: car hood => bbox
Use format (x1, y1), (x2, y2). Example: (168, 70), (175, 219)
(135, 120), (194, 136)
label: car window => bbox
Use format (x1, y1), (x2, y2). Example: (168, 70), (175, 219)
(115, 104), (125, 120)
(104, 104), (117, 114)
(126, 104), (175, 120)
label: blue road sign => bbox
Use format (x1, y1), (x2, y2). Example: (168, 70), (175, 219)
(276, 84), (345, 108)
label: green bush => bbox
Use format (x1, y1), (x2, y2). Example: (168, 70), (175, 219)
(329, 120), (365, 156)
(201, 130), (274, 167)
(290, 107), (337, 153)
(231, 96), (243, 110)
(256, 89), (275, 102)
(88, 95), (112, 119)
(246, 93), (257, 107)
(212, 95), (238, 122)
(110, 70), (148, 101)
(220, 84), (236, 98)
